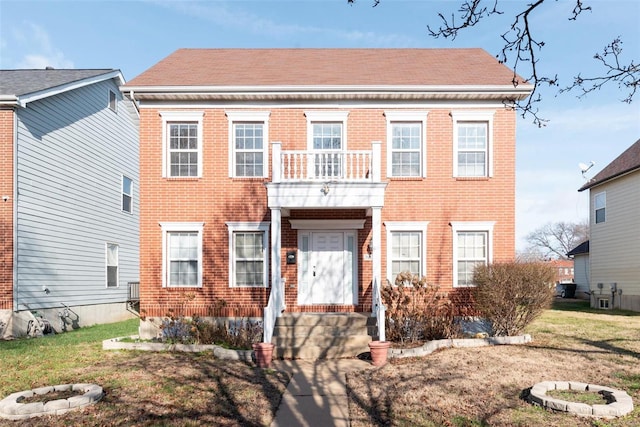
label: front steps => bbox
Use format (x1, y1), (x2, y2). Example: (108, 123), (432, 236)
(271, 312), (377, 359)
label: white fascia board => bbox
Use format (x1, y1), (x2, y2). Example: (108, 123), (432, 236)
(121, 84), (534, 99)
(18, 70), (124, 107)
(0, 96), (19, 107)
(138, 100), (514, 110)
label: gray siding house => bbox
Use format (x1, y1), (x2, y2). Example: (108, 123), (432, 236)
(578, 139), (640, 311)
(0, 69), (139, 338)
(567, 240), (589, 298)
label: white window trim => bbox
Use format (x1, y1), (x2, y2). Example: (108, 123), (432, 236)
(304, 111), (349, 151)
(594, 191), (606, 224)
(451, 111), (495, 178)
(451, 221), (495, 288)
(226, 221), (270, 288)
(160, 111), (204, 178)
(385, 221), (429, 284)
(385, 111), (428, 178)
(121, 174), (133, 214)
(160, 222), (204, 288)
(226, 111), (270, 178)
(105, 242), (119, 288)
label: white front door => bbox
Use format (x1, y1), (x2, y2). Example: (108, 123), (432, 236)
(298, 231), (356, 305)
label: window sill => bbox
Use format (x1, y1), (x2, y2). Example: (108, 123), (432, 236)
(230, 176), (269, 181)
(230, 285), (269, 289)
(388, 177), (424, 181)
(164, 177), (201, 181)
(454, 176), (490, 182)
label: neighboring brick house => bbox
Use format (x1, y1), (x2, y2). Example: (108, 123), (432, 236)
(0, 69), (139, 338)
(549, 259), (575, 284)
(122, 48), (532, 341)
(579, 139), (640, 311)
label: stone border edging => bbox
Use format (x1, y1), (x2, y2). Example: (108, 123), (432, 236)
(103, 336), (254, 362)
(0, 384), (103, 420)
(389, 334), (532, 358)
(528, 381), (634, 418)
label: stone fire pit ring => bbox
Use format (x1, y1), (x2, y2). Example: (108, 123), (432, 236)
(0, 383), (103, 420)
(528, 381), (634, 418)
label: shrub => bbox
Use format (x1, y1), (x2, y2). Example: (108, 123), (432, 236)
(381, 272), (459, 344)
(197, 318), (263, 350)
(160, 314), (199, 344)
(472, 261), (555, 336)
(160, 315), (263, 349)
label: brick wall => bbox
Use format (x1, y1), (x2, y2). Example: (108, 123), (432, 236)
(0, 109), (14, 310)
(139, 107), (517, 317)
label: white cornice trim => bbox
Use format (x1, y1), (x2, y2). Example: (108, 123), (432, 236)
(289, 219), (366, 230)
(122, 84), (533, 93)
(121, 84), (533, 103)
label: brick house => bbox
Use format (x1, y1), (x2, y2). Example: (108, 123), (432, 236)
(123, 48), (532, 347)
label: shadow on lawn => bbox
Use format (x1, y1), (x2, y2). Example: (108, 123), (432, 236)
(524, 333), (640, 361)
(104, 353), (288, 427)
(14, 352), (290, 427)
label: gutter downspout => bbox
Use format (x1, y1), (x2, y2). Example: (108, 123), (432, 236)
(12, 107), (19, 311)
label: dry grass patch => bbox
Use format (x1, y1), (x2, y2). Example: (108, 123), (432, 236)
(347, 301), (640, 426)
(1, 321), (290, 427)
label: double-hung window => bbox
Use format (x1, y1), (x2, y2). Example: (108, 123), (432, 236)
(385, 111), (428, 178)
(385, 222), (428, 283)
(595, 192), (606, 224)
(227, 222), (270, 287)
(106, 243), (119, 288)
(451, 222), (494, 287)
(227, 111), (270, 178)
(160, 111), (204, 178)
(305, 111), (349, 179)
(452, 111), (494, 178)
(161, 222), (204, 288)
(122, 175), (133, 213)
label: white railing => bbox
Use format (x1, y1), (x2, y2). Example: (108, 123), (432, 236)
(372, 277), (386, 342)
(271, 141), (381, 183)
(281, 150), (371, 181)
(263, 277), (286, 343)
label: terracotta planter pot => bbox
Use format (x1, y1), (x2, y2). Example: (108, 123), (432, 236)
(368, 340), (391, 366)
(252, 342), (275, 368)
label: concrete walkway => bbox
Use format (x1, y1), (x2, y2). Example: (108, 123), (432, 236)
(271, 359), (373, 427)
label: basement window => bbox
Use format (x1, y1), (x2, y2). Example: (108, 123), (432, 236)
(598, 298), (610, 309)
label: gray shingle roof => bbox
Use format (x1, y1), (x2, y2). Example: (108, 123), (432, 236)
(0, 69), (116, 97)
(579, 139), (640, 191)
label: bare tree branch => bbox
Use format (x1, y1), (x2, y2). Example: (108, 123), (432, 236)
(348, 0), (638, 126)
(559, 38), (639, 102)
(525, 221), (589, 260)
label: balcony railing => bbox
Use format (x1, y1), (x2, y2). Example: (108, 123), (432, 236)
(272, 141), (381, 183)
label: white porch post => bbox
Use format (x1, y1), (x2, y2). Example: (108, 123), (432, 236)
(271, 207), (282, 292)
(262, 207), (283, 343)
(271, 141), (282, 183)
(371, 140), (381, 182)
(372, 206), (384, 340)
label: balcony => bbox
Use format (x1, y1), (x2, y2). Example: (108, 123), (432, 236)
(266, 141), (387, 211)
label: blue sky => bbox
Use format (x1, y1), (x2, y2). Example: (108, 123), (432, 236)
(1, 0), (639, 251)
